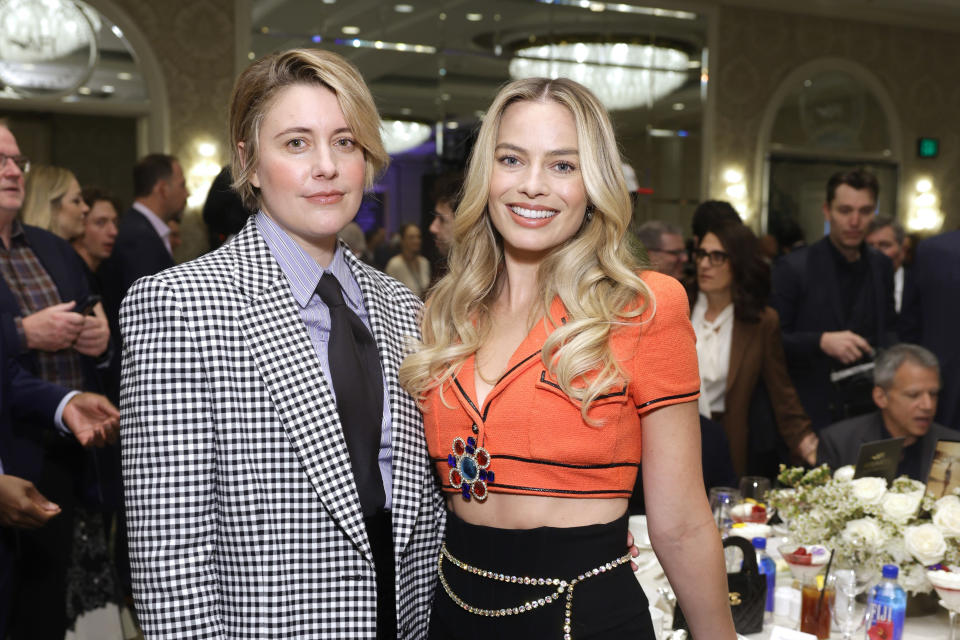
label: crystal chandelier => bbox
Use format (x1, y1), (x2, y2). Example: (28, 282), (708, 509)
(508, 42), (690, 111)
(380, 120), (431, 155)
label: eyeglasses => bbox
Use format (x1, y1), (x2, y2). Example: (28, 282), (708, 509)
(692, 248), (730, 266)
(0, 154), (30, 173)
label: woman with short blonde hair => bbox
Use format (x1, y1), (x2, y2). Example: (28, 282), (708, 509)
(400, 77), (736, 639)
(21, 165), (88, 240)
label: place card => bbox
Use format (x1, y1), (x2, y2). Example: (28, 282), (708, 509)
(927, 439), (960, 498)
(854, 437), (904, 482)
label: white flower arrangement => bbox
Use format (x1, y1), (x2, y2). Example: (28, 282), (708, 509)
(769, 464), (960, 594)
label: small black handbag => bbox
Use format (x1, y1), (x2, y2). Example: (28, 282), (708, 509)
(672, 535), (767, 635)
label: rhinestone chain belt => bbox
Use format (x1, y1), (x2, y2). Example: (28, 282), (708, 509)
(437, 543), (632, 640)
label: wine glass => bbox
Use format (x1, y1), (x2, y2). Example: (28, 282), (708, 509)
(708, 486), (742, 531)
(928, 570), (960, 640)
(831, 569), (868, 640)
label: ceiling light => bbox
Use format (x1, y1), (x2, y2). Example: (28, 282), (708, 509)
(466, 13), (483, 21)
(380, 120), (431, 155)
(394, 3), (414, 12)
(117, 72), (133, 80)
(342, 25), (360, 35)
(509, 42), (690, 110)
(916, 178), (932, 193)
(111, 25), (123, 39)
(672, 102), (684, 111)
(723, 168), (743, 184)
(78, 86), (91, 95)
(247, 51), (255, 60)
(446, 121), (459, 129)
(101, 85), (115, 93)
(400, 107), (412, 115)
(534, 0), (696, 19)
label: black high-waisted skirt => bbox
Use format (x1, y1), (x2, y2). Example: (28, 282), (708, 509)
(429, 510), (655, 639)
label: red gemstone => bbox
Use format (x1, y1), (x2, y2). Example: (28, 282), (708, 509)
(473, 482), (486, 499)
(476, 450), (488, 466)
(454, 440), (465, 455)
(451, 470), (462, 486)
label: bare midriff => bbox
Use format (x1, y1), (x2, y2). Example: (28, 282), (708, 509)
(446, 493), (629, 529)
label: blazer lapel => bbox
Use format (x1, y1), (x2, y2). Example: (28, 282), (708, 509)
(343, 247), (426, 555)
(727, 318), (750, 393)
(231, 222), (373, 561)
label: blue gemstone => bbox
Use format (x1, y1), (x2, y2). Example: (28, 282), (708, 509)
(465, 445), (475, 455)
(487, 470), (495, 483)
(461, 485), (471, 499)
(479, 469), (487, 481)
(447, 454), (456, 467)
(460, 456), (479, 482)
(467, 437), (476, 447)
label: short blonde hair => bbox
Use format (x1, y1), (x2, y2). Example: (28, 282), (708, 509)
(21, 165), (76, 236)
(229, 48), (389, 211)
(400, 77), (651, 421)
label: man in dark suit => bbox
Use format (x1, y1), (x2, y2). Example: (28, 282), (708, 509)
(99, 153), (188, 317)
(866, 215), (909, 317)
(771, 170), (897, 431)
(900, 230), (960, 430)
(0, 121), (118, 638)
(1, 348), (119, 637)
(818, 344), (955, 480)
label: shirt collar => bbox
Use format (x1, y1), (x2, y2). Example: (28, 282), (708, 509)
(254, 211), (361, 309)
(132, 201), (171, 240)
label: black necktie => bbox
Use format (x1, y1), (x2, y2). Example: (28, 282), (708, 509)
(316, 272), (386, 517)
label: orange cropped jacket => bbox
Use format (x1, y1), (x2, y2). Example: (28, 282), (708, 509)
(422, 271), (701, 500)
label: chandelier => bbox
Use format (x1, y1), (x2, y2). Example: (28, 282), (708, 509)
(380, 120), (432, 155)
(508, 42), (690, 111)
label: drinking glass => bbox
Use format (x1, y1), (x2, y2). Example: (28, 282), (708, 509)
(708, 486), (741, 532)
(735, 476), (772, 523)
(928, 570), (960, 640)
(831, 569), (867, 640)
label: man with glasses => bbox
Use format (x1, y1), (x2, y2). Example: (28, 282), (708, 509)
(633, 220), (688, 280)
(771, 169), (897, 431)
(0, 120), (118, 639)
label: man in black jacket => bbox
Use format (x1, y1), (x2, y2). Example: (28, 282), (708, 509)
(771, 170), (897, 431)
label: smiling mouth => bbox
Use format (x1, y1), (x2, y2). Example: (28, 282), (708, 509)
(509, 205), (558, 220)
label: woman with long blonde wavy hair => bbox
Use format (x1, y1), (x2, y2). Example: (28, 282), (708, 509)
(400, 77), (735, 639)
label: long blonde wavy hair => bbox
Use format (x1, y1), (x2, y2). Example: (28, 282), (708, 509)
(21, 165), (76, 238)
(399, 77), (653, 421)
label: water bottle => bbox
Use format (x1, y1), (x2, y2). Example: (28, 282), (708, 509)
(864, 564), (906, 640)
(752, 537), (775, 626)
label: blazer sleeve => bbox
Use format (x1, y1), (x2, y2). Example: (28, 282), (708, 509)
(8, 356), (69, 427)
(760, 308), (814, 453)
(816, 427), (844, 471)
(630, 274), (700, 416)
(120, 276), (225, 639)
(770, 255), (822, 361)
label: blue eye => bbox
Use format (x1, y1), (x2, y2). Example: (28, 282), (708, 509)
(555, 161), (576, 173)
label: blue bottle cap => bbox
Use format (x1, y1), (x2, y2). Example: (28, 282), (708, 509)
(752, 537), (767, 550)
(881, 564), (898, 579)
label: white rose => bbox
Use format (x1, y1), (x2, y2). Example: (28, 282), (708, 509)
(881, 491), (923, 523)
(850, 477), (887, 505)
(842, 517), (886, 548)
(834, 465), (856, 482)
(904, 523), (947, 567)
(933, 495), (960, 537)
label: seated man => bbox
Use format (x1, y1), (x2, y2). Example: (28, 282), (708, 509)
(817, 343), (956, 480)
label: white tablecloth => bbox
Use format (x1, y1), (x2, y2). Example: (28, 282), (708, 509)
(628, 516), (951, 640)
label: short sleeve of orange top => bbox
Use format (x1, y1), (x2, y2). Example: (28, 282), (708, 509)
(422, 270), (700, 501)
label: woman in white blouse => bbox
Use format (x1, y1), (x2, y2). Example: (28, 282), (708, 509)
(691, 218), (818, 476)
(385, 222), (431, 298)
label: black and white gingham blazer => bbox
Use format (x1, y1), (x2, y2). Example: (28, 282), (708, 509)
(120, 219), (445, 639)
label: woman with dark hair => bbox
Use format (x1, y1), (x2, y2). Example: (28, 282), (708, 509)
(691, 219), (817, 476)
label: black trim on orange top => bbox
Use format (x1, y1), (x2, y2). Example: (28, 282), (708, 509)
(453, 350), (543, 422)
(537, 371), (627, 400)
(439, 483), (631, 496)
(493, 454), (638, 470)
(635, 388), (699, 411)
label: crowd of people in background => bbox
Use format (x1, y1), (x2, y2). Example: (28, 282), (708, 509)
(1, 56), (959, 639)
